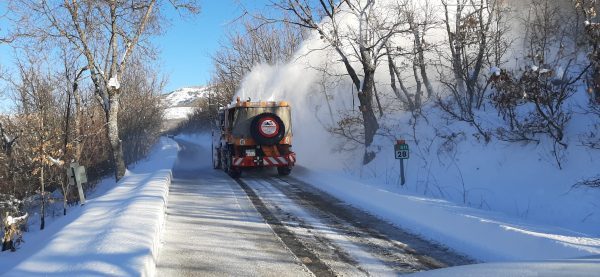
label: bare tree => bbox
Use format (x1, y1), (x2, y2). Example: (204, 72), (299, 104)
(211, 17), (304, 109)
(118, 58), (165, 164)
(10, 0), (199, 181)
(436, 0), (511, 142)
(270, 0), (407, 163)
(386, 0), (437, 113)
(58, 47), (87, 215)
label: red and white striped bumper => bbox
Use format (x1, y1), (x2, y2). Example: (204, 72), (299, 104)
(232, 153), (296, 168)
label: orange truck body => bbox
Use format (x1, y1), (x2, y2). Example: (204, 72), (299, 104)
(212, 99), (296, 178)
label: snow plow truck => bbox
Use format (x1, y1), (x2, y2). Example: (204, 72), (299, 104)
(212, 98), (296, 178)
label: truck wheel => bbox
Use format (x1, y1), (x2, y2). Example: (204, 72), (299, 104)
(250, 113), (285, 145)
(222, 148), (241, 178)
(277, 166), (292, 176)
(229, 167), (241, 178)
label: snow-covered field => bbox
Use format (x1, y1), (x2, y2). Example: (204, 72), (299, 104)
(0, 137), (179, 276)
(163, 106), (195, 120)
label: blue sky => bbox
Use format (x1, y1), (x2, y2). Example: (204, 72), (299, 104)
(157, 0), (263, 92)
(0, 0), (268, 112)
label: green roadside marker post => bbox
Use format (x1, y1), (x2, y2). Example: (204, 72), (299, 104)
(394, 140), (409, 186)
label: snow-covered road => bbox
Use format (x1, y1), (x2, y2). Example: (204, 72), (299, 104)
(156, 140), (310, 276)
(156, 138), (471, 276)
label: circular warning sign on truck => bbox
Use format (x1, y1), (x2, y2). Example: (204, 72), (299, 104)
(251, 112), (286, 145)
(258, 117), (279, 138)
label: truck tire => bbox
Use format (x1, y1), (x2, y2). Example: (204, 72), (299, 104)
(250, 113), (285, 145)
(229, 167), (241, 178)
(277, 166), (292, 176)
(222, 147), (241, 178)
(226, 156), (241, 178)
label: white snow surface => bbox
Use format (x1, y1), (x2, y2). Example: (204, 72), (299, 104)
(108, 76), (120, 90)
(410, 257), (600, 277)
(292, 168), (600, 262)
(162, 86), (210, 120)
(163, 106), (195, 120)
(162, 86), (210, 107)
(0, 137), (179, 276)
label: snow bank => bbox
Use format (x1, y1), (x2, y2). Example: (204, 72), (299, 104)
(294, 168), (600, 262)
(411, 257), (600, 277)
(0, 137), (179, 277)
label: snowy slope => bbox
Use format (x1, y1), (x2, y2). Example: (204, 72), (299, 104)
(0, 138), (179, 276)
(162, 86), (210, 107)
(164, 106), (196, 120)
(162, 86), (210, 121)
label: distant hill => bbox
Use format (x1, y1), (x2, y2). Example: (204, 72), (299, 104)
(161, 86), (212, 130)
(162, 86), (211, 107)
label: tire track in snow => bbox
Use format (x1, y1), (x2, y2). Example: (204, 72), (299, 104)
(234, 172), (473, 276)
(271, 176), (474, 269)
(235, 178), (336, 277)
(246, 178), (373, 276)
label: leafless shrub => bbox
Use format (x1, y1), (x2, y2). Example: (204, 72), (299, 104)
(580, 105), (600, 149)
(328, 111), (366, 151)
(488, 0), (584, 168)
(573, 0), (600, 151)
(490, 67), (576, 149)
(574, 0), (600, 102)
(118, 60), (165, 165)
(435, 0), (512, 142)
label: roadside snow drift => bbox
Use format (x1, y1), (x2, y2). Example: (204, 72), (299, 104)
(295, 169), (600, 262)
(0, 137), (178, 277)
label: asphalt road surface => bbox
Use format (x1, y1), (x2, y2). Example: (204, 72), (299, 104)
(156, 139), (471, 276)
